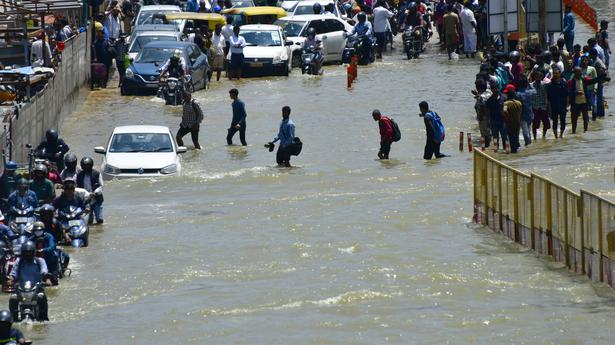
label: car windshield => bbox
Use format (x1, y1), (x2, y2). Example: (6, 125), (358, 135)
(130, 36), (177, 53)
(137, 11), (181, 25)
(275, 20), (306, 37)
(136, 47), (182, 63)
(109, 133), (174, 153)
(241, 30), (282, 46)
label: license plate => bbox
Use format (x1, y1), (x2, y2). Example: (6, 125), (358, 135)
(250, 62), (263, 67)
(15, 217), (27, 223)
(146, 83), (158, 88)
(302, 54), (311, 60)
(68, 220), (81, 227)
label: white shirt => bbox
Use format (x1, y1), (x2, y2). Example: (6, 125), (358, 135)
(213, 32), (225, 55)
(104, 14), (122, 39)
(373, 6), (393, 33)
(229, 35), (246, 54)
(459, 7), (476, 34)
(221, 24), (234, 43)
(30, 39), (52, 66)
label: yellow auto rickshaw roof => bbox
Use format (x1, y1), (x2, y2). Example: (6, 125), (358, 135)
(164, 12), (226, 21)
(222, 6), (287, 17)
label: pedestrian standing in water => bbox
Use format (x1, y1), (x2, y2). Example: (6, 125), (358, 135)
(502, 85), (522, 153)
(473, 78), (492, 147)
(176, 92), (203, 149)
(266, 106), (296, 167)
(546, 67), (569, 138)
(568, 66), (590, 133)
(228, 25), (246, 80)
(443, 5), (460, 60)
(530, 70), (550, 140)
(372, 109), (394, 160)
(227, 88), (247, 146)
(419, 101), (446, 159)
(515, 75), (536, 145)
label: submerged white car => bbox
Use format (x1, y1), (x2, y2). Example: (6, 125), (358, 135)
(231, 24), (293, 76)
(94, 126), (186, 180)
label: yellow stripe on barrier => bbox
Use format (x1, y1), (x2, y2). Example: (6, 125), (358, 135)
(473, 150), (614, 289)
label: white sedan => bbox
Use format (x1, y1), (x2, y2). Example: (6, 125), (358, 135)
(231, 24), (293, 76)
(94, 126), (186, 180)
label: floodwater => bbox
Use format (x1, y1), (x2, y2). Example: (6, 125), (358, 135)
(10, 10), (615, 345)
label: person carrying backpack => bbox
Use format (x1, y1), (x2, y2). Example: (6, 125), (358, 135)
(419, 101), (446, 160)
(177, 92), (204, 149)
(372, 109), (400, 160)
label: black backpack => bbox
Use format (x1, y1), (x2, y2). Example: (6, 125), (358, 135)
(390, 118), (401, 142)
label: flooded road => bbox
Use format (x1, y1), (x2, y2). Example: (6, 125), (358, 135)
(14, 12), (615, 345)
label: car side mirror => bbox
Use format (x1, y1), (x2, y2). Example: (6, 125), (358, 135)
(94, 146), (106, 154)
(285, 40), (293, 46)
(177, 146), (187, 153)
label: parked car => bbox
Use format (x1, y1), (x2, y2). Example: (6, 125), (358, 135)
(127, 30), (183, 61)
(134, 5), (182, 28)
(227, 24), (293, 76)
(122, 41), (209, 96)
(94, 126), (186, 180)
(275, 15), (351, 66)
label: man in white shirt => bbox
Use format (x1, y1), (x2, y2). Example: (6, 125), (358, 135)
(228, 25), (246, 80)
(373, 1), (393, 59)
(104, 6), (122, 40)
(212, 24), (226, 81)
(221, 17), (234, 55)
(459, 2), (477, 58)
(30, 34), (52, 67)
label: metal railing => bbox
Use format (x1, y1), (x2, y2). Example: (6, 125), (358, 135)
(473, 149), (615, 288)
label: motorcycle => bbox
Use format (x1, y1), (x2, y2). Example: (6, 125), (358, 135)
(12, 280), (45, 322)
(8, 204), (35, 236)
(0, 239), (16, 293)
(158, 75), (194, 106)
(343, 34), (376, 65)
(403, 25), (424, 59)
(58, 206), (89, 247)
(301, 46), (322, 75)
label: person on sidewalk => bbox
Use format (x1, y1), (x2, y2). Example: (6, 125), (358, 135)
(266, 106), (296, 167)
(372, 109), (394, 160)
(227, 88), (247, 146)
(176, 92), (204, 149)
(502, 85), (522, 153)
(419, 101), (446, 159)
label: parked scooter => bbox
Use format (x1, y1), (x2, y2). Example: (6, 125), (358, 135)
(58, 206), (89, 247)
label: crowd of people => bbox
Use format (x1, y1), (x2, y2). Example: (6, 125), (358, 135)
(472, 11), (610, 153)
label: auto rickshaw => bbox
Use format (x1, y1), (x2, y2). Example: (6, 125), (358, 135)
(221, 6), (286, 26)
(164, 12), (226, 33)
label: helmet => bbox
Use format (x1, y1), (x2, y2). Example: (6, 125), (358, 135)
(4, 161), (17, 171)
(33, 163), (48, 175)
(306, 27), (316, 38)
(312, 2), (322, 14)
(541, 50), (552, 61)
(357, 11), (366, 21)
(408, 1), (417, 11)
(45, 129), (58, 143)
(170, 53), (181, 63)
(33, 221), (45, 231)
(40, 203), (55, 215)
(16, 178), (28, 192)
(64, 153), (77, 167)
(509, 50), (520, 60)
(0, 310), (12, 324)
(21, 241), (35, 258)
(80, 156), (94, 170)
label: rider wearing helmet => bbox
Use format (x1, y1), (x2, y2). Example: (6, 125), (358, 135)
(0, 161), (17, 201)
(35, 129), (70, 172)
(160, 51), (187, 79)
(39, 204), (68, 244)
(0, 309), (25, 345)
(302, 27), (323, 71)
(29, 163), (54, 205)
(7, 178), (37, 214)
(312, 2), (322, 14)
(76, 157), (104, 224)
(29, 222), (59, 284)
(351, 12), (374, 37)
(60, 153), (79, 181)
(8, 241), (50, 321)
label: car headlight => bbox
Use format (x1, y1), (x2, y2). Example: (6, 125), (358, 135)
(126, 68), (134, 78)
(103, 164), (121, 174)
(160, 164), (177, 175)
(272, 56), (282, 64)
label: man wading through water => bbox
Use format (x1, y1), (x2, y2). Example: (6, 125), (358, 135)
(227, 88), (247, 146)
(176, 92), (204, 149)
(266, 106), (296, 167)
(372, 109), (394, 160)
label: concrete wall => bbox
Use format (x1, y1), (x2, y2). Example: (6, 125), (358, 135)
(7, 32), (91, 163)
